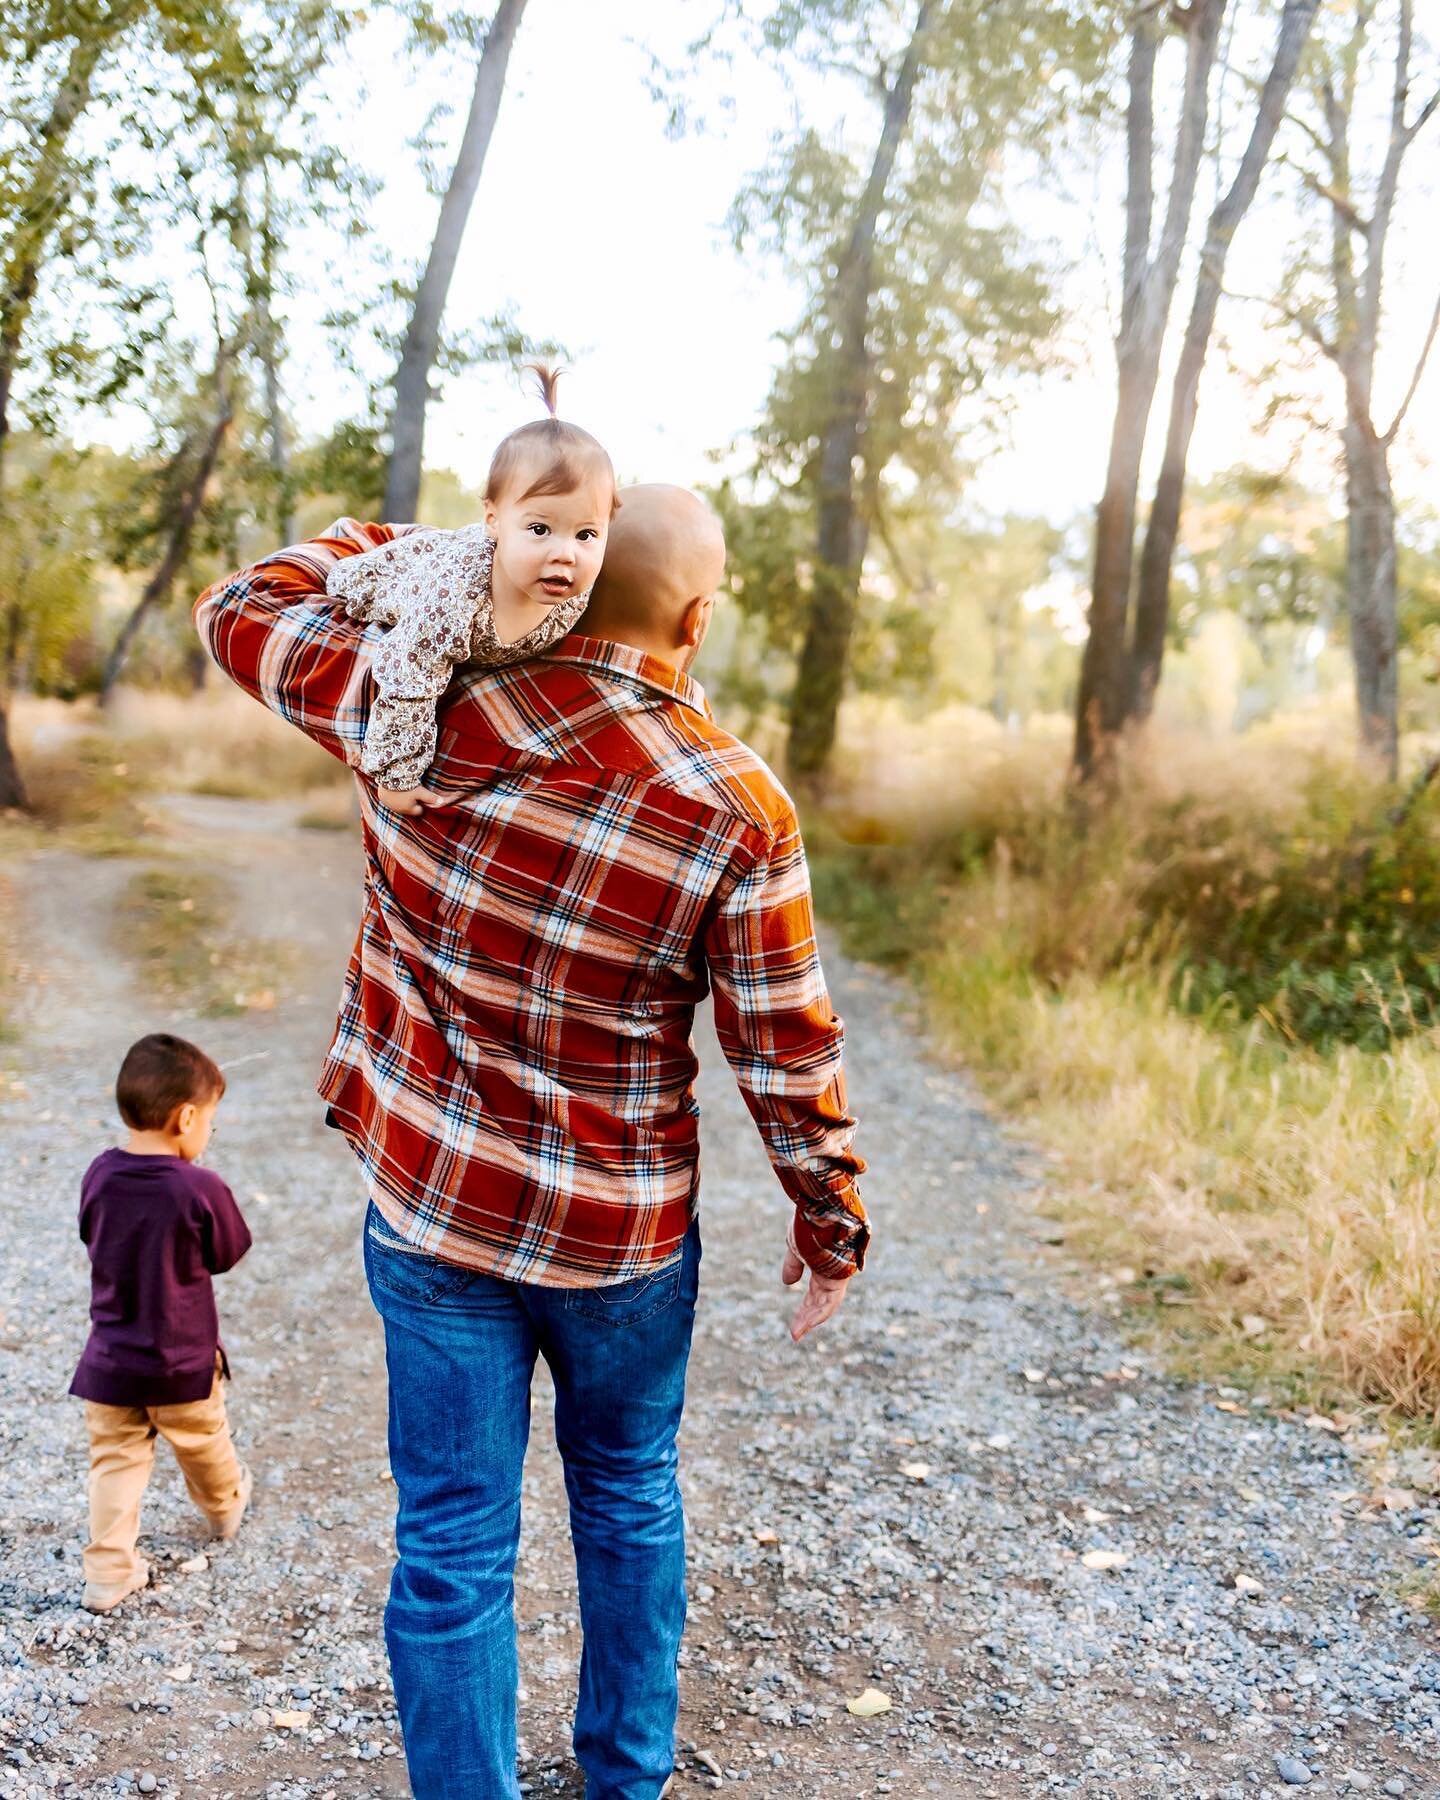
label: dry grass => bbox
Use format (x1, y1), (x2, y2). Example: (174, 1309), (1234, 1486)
(812, 718), (1440, 1427)
(116, 865), (299, 1017)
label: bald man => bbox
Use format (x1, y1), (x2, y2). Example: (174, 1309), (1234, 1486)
(195, 485), (868, 1800)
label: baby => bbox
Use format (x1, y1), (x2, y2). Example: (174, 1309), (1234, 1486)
(329, 365), (616, 813)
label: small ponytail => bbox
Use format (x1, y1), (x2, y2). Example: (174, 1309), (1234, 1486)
(486, 361), (616, 511)
(526, 361), (565, 418)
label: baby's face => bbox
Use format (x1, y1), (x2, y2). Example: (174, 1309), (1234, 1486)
(485, 478), (611, 610)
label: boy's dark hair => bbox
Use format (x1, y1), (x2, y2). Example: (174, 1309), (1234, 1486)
(116, 1033), (226, 1130)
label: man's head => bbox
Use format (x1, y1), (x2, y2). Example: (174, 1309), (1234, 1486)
(580, 484), (726, 674)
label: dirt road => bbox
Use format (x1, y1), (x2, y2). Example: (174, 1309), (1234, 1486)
(0, 796), (1436, 1798)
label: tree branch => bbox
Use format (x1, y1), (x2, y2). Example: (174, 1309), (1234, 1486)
(1406, 86), (1440, 143)
(1292, 163), (1369, 235)
(1382, 283), (1440, 444)
(1228, 286), (1337, 360)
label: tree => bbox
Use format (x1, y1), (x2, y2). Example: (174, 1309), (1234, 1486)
(1277, 0), (1440, 776)
(1127, 0), (1322, 723)
(1072, 0), (1227, 782)
(100, 340), (235, 700)
(382, 0), (528, 521)
(0, 1), (157, 802)
(719, 0), (1114, 782)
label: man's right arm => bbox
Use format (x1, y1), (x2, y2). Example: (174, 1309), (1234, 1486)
(702, 802), (870, 1285)
(193, 519), (412, 764)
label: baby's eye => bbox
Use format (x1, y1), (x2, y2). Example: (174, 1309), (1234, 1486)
(527, 522), (550, 537)
(577, 528), (599, 541)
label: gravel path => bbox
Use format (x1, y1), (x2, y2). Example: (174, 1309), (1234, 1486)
(0, 795), (1437, 1800)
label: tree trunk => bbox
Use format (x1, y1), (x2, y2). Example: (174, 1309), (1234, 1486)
(383, 0), (528, 522)
(1128, 0), (1320, 722)
(101, 381), (234, 702)
(257, 167), (294, 542)
(0, 696), (26, 810)
(784, 0), (934, 782)
(1071, 0), (1226, 782)
(1345, 416), (1399, 774)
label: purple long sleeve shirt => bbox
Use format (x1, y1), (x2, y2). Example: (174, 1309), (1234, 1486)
(69, 1148), (252, 1408)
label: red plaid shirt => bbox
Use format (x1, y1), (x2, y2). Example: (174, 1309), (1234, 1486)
(195, 520), (868, 1287)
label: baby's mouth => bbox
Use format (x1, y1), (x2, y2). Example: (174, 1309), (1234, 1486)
(539, 577), (573, 597)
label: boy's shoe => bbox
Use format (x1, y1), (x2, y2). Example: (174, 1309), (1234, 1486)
(82, 1563), (150, 1615)
(205, 1462), (253, 1541)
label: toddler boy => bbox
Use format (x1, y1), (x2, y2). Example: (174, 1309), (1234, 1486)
(69, 1033), (253, 1613)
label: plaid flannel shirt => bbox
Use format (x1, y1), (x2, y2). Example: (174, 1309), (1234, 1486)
(194, 520), (868, 1287)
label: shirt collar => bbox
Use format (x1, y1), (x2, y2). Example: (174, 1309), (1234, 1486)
(540, 635), (712, 720)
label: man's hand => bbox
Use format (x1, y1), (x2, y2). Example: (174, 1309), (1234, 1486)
(781, 1227), (850, 1343)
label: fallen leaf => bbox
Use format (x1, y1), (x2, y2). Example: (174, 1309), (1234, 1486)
(1081, 1549), (1127, 1572)
(1240, 1314), (1269, 1338)
(272, 1710), (312, 1730)
(899, 1461), (932, 1481)
(1214, 1400), (1248, 1415)
(845, 1688), (892, 1719)
(1368, 1487), (1417, 1513)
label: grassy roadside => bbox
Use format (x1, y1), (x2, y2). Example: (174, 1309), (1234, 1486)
(809, 736), (1440, 1438)
(2, 690), (349, 855)
(116, 865), (299, 1017)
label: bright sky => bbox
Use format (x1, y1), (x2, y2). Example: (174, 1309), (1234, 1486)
(94, 1), (1440, 528)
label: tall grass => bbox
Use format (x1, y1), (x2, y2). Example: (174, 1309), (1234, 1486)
(812, 723), (1440, 1423)
(4, 690), (348, 849)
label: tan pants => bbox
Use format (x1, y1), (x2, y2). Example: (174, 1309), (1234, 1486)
(83, 1367), (245, 1588)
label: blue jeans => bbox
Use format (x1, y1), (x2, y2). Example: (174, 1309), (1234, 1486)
(363, 1201), (700, 1800)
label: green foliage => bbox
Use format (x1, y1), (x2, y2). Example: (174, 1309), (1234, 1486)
(0, 435), (128, 694)
(1152, 794), (1440, 1052)
(813, 744), (1440, 1053)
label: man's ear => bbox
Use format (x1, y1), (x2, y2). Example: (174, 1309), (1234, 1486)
(680, 594), (713, 649)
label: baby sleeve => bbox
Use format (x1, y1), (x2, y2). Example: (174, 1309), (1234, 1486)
(329, 531), (478, 791)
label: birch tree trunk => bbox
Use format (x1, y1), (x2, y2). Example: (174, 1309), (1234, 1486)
(1128, 0), (1320, 722)
(382, 0), (528, 522)
(1071, 0), (1225, 783)
(784, 0), (933, 782)
(1294, 0), (1440, 777)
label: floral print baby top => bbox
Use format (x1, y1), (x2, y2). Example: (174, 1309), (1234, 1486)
(326, 524), (591, 791)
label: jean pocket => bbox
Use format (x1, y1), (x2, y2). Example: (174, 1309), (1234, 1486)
(565, 1258), (683, 1327)
(364, 1204), (473, 1304)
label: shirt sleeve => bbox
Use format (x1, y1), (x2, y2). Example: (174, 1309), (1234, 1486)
(703, 807), (869, 1280)
(193, 518), (416, 766)
(196, 1174), (253, 1275)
